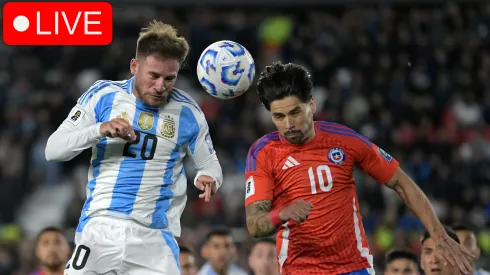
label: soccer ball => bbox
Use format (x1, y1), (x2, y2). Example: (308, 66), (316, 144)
(197, 40), (255, 99)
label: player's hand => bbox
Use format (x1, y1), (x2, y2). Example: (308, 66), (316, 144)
(279, 200), (313, 225)
(100, 118), (136, 142)
(195, 175), (217, 202)
(433, 231), (475, 275)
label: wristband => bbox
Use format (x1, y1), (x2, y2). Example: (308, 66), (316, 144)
(269, 208), (283, 227)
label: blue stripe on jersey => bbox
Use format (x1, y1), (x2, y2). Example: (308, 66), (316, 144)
(94, 92), (118, 123)
(161, 231), (180, 270)
(245, 132), (279, 172)
(150, 106), (198, 228)
(318, 123), (372, 147)
(109, 107), (160, 215)
(76, 94), (117, 233)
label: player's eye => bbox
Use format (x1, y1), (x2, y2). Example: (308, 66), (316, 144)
(165, 76), (176, 81)
(149, 73), (160, 79)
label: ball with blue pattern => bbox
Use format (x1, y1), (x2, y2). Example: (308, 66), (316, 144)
(197, 40), (255, 99)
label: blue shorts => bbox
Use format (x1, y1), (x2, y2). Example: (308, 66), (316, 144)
(341, 268), (371, 275)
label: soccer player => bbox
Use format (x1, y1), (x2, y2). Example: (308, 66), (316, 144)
(243, 62), (474, 275)
(45, 21), (223, 274)
(453, 224), (490, 275)
(421, 226), (460, 275)
(198, 228), (248, 275)
(32, 227), (71, 275)
(179, 245), (198, 275)
(384, 249), (420, 275)
(248, 239), (280, 275)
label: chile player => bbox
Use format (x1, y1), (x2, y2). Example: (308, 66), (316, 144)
(244, 62), (474, 275)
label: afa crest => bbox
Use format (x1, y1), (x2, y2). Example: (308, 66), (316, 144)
(160, 115), (175, 138)
(137, 112), (154, 131)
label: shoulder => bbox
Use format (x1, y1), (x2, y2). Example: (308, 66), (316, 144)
(315, 121), (372, 147)
(168, 88), (206, 125)
(78, 79), (130, 108)
(246, 132), (281, 158)
(168, 88), (203, 114)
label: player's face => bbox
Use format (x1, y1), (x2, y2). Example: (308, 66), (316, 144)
(248, 243), (279, 275)
(204, 235), (234, 271)
(421, 238), (458, 275)
(270, 95), (316, 144)
(455, 229), (480, 265)
(385, 258), (420, 275)
(130, 54), (179, 107)
(35, 231), (70, 270)
(179, 252), (198, 275)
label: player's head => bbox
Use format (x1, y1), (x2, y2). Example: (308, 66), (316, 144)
(384, 249), (420, 275)
(248, 238), (279, 275)
(130, 20), (189, 107)
(452, 224), (480, 266)
(179, 245), (198, 275)
(35, 226), (70, 272)
(420, 226), (460, 275)
(201, 227), (235, 272)
(256, 62), (316, 144)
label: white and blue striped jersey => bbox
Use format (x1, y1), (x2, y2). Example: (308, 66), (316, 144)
(45, 77), (223, 237)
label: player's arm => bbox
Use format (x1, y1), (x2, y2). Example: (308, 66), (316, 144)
(351, 137), (443, 234)
(186, 113), (223, 190)
(45, 84), (134, 162)
(45, 103), (102, 162)
(244, 144), (279, 238)
(353, 134), (474, 273)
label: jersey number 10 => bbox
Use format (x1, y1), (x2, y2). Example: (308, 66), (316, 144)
(123, 131), (158, 160)
(308, 165), (333, 194)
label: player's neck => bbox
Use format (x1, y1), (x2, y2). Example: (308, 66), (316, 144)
(210, 264), (228, 275)
(302, 125), (316, 144)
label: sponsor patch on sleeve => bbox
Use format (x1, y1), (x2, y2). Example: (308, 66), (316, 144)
(67, 107), (86, 126)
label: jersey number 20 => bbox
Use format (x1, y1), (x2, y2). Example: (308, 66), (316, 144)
(123, 131), (158, 160)
(308, 165), (333, 194)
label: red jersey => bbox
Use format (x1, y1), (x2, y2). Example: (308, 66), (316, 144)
(244, 121), (399, 275)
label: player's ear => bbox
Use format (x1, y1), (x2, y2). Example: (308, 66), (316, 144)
(309, 97), (316, 114)
(130, 58), (137, 75)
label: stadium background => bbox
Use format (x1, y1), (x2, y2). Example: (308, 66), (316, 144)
(1, 0), (490, 273)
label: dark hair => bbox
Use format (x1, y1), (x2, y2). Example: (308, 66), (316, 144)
(205, 227), (231, 242)
(452, 223), (475, 233)
(256, 62), (313, 110)
(136, 20), (189, 63)
(35, 226), (65, 246)
(385, 249), (419, 265)
(179, 245), (195, 255)
(421, 225), (460, 245)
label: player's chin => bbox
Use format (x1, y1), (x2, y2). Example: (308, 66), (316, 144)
(145, 95), (166, 106)
(285, 136), (304, 144)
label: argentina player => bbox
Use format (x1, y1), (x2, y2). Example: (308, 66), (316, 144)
(45, 21), (223, 274)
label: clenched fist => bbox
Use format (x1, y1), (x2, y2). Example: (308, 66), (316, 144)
(279, 200), (314, 225)
(100, 118), (136, 142)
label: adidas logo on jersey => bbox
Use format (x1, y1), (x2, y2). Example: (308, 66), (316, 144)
(282, 156), (300, 170)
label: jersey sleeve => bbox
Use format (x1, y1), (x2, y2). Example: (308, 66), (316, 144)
(350, 137), (399, 184)
(45, 81), (109, 162)
(186, 109), (223, 189)
(244, 141), (274, 207)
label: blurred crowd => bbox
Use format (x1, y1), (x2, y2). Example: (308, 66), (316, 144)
(1, 1), (490, 274)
